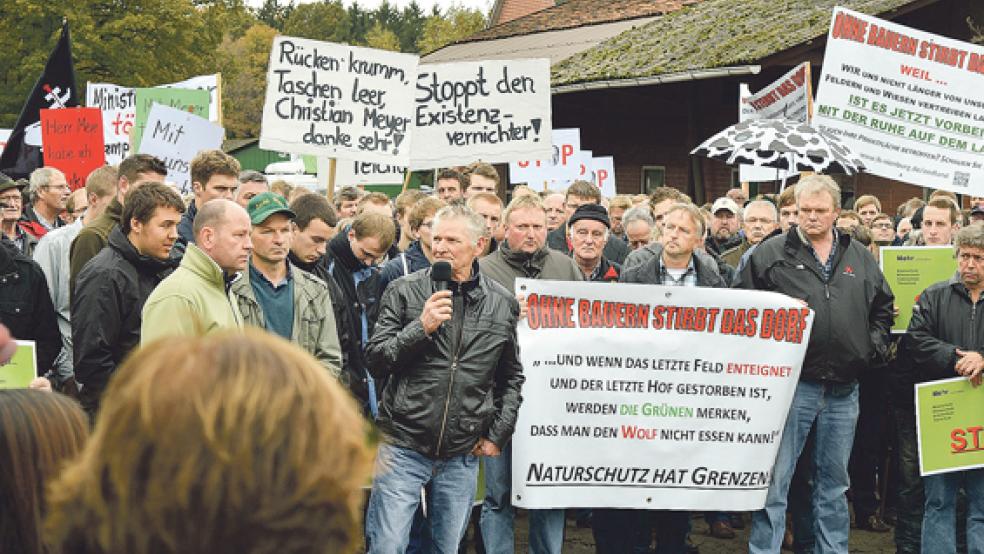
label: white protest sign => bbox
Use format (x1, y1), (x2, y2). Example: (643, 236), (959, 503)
(260, 36), (418, 165)
(739, 62), (813, 182)
(591, 156), (616, 197)
(138, 104), (224, 194)
(512, 279), (812, 510)
(411, 58), (552, 170)
(335, 159), (406, 185)
(87, 75), (222, 165)
(814, 7), (984, 195)
(509, 128), (580, 186)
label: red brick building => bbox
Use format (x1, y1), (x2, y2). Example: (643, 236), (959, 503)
(425, 0), (983, 212)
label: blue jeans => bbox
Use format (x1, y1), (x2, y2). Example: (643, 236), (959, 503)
(365, 443), (479, 554)
(749, 380), (859, 554)
(921, 469), (984, 554)
(480, 442), (565, 553)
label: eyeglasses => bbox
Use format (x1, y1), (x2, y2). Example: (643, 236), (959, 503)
(43, 184), (70, 191)
(871, 223), (893, 229)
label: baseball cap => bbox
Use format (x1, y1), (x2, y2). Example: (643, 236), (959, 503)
(568, 203), (610, 229)
(247, 191), (295, 225)
(711, 197), (740, 215)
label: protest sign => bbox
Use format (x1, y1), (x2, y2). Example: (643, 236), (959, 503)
(0, 129), (11, 154)
(879, 246), (956, 333)
(88, 75), (222, 164)
(590, 156), (616, 197)
(0, 340), (37, 389)
(509, 128), (581, 187)
(739, 62), (812, 182)
(335, 159), (406, 185)
(512, 279), (812, 510)
(916, 377), (984, 475)
(39, 108), (105, 191)
(131, 88), (210, 154)
(814, 7), (984, 195)
(260, 36), (418, 165)
(411, 58), (551, 170)
(138, 104), (224, 194)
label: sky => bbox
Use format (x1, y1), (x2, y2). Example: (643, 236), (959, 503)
(246, 0), (492, 14)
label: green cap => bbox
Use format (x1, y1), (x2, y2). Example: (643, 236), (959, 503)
(247, 191), (295, 225)
(0, 172), (23, 194)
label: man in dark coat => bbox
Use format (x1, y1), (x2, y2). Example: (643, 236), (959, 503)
(0, 238), (60, 379)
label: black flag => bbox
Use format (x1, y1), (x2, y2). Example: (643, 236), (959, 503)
(0, 22), (79, 179)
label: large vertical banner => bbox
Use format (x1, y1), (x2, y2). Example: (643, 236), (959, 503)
(739, 62), (813, 182)
(513, 280), (812, 510)
(138, 104), (225, 194)
(411, 59), (552, 169)
(39, 108), (105, 190)
(814, 7), (984, 195)
(260, 36), (418, 165)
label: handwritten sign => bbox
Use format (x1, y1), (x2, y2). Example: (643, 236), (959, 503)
(138, 104), (224, 194)
(260, 36), (418, 165)
(335, 159), (406, 185)
(131, 88), (210, 153)
(39, 108), (105, 190)
(410, 58), (552, 170)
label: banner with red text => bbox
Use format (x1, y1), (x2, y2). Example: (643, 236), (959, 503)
(512, 279), (812, 510)
(814, 7), (984, 195)
(740, 62), (812, 182)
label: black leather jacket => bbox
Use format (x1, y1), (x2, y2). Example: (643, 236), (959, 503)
(907, 275), (983, 383)
(366, 263), (525, 459)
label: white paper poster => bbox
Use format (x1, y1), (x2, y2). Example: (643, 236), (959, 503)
(509, 128), (581, 187)
(260, 36), (418, 165)
(512, 279), (812, 510)
(138, 104), (225, 194)
(814, 7), (984, 195)
(335, 159), (406, 185)
(411, 58), (552, 170)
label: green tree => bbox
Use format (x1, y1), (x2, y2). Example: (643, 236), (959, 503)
(283, 1), (350, 43)
(256, 0), (293, 31)
(395, 1), (425, 52)
(216, 22), (277, 137)
(347, 1), (371, 45)
(365, 21), (401, 52)
(417, 6), (487, 54)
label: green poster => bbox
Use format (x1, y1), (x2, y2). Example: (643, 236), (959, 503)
(0, 340), (37, 389)
(916, 377), (984, 475)
(132, 87), (210, 151)
(879, 246), (957, 333)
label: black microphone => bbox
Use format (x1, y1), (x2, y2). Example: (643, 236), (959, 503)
(431, 261), (453, 293)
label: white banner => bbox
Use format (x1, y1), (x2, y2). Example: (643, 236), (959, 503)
(260, 36), (418, 165)
(814, 7), (984, 195)
(335, 159), (406, 185)
(509, 128), (581, 187)
(739, 62), (812, 182)
(87, 75), (221, 165)
(0, 129), (11, 155)
(411, 58), (552, 170)
(512, 279), (812, 510)
(138, 104), (225, 194)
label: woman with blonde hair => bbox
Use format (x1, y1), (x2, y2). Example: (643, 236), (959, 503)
(45, 329), (373, 554)
(0, 389), (88, 554)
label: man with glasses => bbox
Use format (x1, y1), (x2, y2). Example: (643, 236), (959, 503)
(569, 204), (620, 282)
(0, 174), (37, 255)
(22, 167), (70, 238)
(721, 200), (779, 270)
(869, 214), (896, 244)
(323, 211), (396, 418)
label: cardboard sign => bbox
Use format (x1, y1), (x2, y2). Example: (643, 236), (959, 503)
(509, 128), (581, 187)
(0, 340), (37, 389)
(814, 7), (984, 195)
(131, 88), (210, 153)
(260, 36), (418, 165)
(39, 107), (105, 190)
(335, 159), (406, 185)
(138, 104), (224, 194)
(88, 75), (222, 164)
(739, 62), (812, 182)
(512, 280), (811, 510)
(916, 377), (984, 475)
(879, 246), (957, 333)
(410, 58), (552, 170)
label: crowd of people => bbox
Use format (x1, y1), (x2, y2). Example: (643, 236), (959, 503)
(0, 152), (982, 554)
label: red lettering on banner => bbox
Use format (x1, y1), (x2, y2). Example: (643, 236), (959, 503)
(831, 11), (868, 43)
(526, 294), (575, 330)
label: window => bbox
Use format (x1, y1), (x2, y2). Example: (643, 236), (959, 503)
(641, 166), (666, 193)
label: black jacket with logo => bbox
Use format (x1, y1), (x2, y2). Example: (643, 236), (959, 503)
(366, 264), (524, 459)
(738, 229), (894, 383)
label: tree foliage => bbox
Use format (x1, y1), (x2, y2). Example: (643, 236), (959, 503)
(0, 0), (490, 133)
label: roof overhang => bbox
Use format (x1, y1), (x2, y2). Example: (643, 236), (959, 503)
(551, 65), (762, 95)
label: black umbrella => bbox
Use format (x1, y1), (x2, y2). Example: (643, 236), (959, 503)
(691, 119), (865, 175)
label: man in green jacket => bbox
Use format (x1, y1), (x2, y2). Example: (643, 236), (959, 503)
(231, 192), (342, 375)
(141, 199), (251, 342)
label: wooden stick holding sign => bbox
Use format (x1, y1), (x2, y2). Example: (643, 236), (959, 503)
(401, 170), (411, 193)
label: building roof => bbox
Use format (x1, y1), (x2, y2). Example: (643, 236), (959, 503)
(222, 138), (257, 153)
(489, 0), (557, 28)
(551, 0), (922, 86)
(468, 0), (698, 43)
